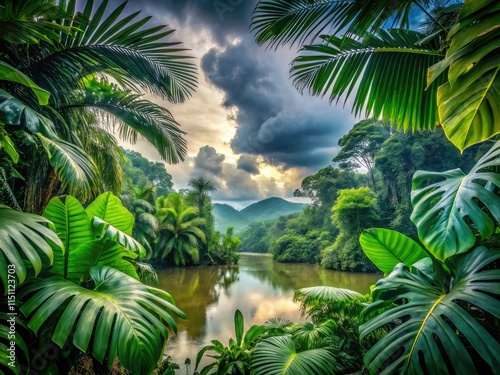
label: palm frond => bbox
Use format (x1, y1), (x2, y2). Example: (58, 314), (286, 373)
(61, 88), (187, 163)
(133, 199), (156, 214)
(22, 0), (197, 103)
(293, 286), (367, 320)
(251, 0), (425, 48)
(0, 0), (71, 45)
(290, 320), (338, 350)
(37, 134), (100, 200)
(292, 29), (446, 132)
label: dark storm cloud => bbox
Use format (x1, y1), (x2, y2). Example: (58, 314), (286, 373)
(237, 154), (260, 175)
(201, 36), (353, 170)
(191, 146), (279, 201)
(131, 0), (256, 44)
(193, 145), (225, 175)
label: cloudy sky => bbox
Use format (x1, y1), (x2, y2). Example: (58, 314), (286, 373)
(116, 0), (358, 208)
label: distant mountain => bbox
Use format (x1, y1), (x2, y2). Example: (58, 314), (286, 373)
(213, 197), (307, 232)
(212, 204), (250, 233)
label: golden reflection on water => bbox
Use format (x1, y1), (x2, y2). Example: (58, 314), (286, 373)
(156, 253), (381, 369)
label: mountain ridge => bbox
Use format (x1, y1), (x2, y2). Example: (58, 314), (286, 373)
(213, 197), (307, 232)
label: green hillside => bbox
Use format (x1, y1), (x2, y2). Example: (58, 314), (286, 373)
(212, 204), (250, 232)
(213, 197), (307, 232)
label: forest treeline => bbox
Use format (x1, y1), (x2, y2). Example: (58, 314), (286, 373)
(239, 123), (481, 271)
(119, 148), (240, 267)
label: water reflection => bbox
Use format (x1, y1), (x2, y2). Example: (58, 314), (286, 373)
(158, 253), (380, 368)
(157, 265), (240, 338)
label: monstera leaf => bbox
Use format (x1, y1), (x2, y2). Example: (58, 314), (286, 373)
(360, 228), (429, 273)
(411, 141), (500, 261)
(20, 266), (186, 375)
(0, 206), (62, 292)
(252, 335), (335, 375)
(360, 246), (500, 375)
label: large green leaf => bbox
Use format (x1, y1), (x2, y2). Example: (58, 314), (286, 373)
(252, 335), (335, 375)
(234, 309), (244, 347)
(0, 205), (62, 293)
(0, 90), (57, 137)
(0, 126), (18, 163)
(20, 266), (186, 375)
(411, 141), (500, 261)
(0, 61), (50, 105)
(428, 0), (500, 151)
(360, 246), (500, 374)
(359, 228), (428, 274)
(58, 240), (139, 283)
(437, 58), (499, 151)
(43, 195), (141, 282)
(86, 192), (134, 235)
(92, 217), (146, 258)
(291, 29), (445, 132)
(43, 195), (94, 255)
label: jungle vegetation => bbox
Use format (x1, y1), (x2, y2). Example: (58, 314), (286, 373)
(195, 0), (500, 374)
(0, 0), (498, 374)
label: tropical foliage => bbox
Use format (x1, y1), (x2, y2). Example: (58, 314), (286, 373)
(0, 192), (185, 375)
(195, 308), (352, 375)
(209, 226), (241, 265)
(251, 0), (500, 151)
(154, 193), (207, 266)
(360, 246), (500, 375)
(251, 1), (500, 374)
(0, 0), (197, 213)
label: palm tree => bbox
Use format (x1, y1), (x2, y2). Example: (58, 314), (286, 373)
(251, 0), (499, 151)
(0, 0), (197, 212)
(123, 184), (159, 257)
(188, 176), (217, 217)
(155, 193), (206, 266)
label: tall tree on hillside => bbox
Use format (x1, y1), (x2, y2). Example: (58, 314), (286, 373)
(332, 119), (389, 192)
(188, 176), (217, 217)
(155, 193), (206, 266)
(294, 166), (358, 208)
(0, 0), (197, 213)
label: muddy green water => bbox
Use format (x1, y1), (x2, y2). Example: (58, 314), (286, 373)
(157, 253), (381, 370)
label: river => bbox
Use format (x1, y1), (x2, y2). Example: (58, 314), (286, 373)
(157, 253), (381, 371)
